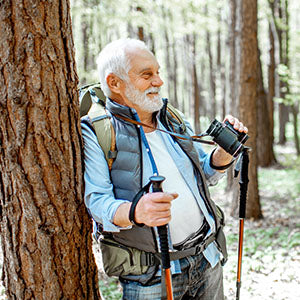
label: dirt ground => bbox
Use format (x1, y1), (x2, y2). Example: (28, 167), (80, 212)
(215, 188), (300, 300)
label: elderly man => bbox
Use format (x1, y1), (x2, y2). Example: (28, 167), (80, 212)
(81, 38), (248, 300)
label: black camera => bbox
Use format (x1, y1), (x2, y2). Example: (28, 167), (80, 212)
(206, 119), (249, 157)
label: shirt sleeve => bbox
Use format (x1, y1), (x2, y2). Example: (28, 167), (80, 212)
(182, 117), (225, 186)
(81, 122), (132, 232)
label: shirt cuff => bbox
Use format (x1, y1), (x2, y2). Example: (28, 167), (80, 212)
(101, 199), (133, 232)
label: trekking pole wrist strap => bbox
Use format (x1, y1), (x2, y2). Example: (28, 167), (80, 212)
(209, 148), (235, 170)
(128, 182), (152, 227)
(129, 200), (144, 227)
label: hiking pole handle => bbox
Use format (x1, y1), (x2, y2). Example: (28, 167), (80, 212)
(150, 175), (174, 300)
(149, 175), (171, 270)
(239, 148), (249, 219)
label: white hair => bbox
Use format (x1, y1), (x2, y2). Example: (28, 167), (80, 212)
(96, 38), (149, 97)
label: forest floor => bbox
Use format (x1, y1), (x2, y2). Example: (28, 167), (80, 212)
(211, 143), (300, 300)
(0, 144), (299, 300)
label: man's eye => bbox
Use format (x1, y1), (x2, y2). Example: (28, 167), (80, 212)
(142, 73), (152, 78)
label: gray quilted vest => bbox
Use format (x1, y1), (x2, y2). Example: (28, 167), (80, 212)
(105, 99), (223, 254)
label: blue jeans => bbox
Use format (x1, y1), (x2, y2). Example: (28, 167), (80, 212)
(121, 252), (224, 300)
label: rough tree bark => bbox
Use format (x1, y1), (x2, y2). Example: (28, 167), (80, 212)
(0, 1), (100, 299)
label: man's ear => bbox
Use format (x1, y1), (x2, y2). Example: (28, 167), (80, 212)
(107, 74), (123, 94)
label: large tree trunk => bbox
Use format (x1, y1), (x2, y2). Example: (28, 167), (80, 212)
(231, 0), (262, 219)
(0, 1), (100, 299)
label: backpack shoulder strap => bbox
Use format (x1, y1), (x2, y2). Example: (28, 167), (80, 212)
(88, 102), (116, 171)
(166, 103), (186, 133)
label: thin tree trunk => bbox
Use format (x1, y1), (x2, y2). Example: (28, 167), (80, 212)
(227, 0), (238, 192)
(191, 34), (201, 133)
(229, 0), (238, 114)
(82, 13), (89, 84)
(274, 0), (289, 144)
(136, 7), (145, 41)
(267, 21), (276, 149)
(205, 5), (217, 119)
(217, 7), (227, 120)
(171, 40), (179, 108)
(149, 33), (156, 56)
(257, 48), (276, 166)
(0, 1), (100, 298)
(291, 104), (300, 155)
(162, 6), (173, 105)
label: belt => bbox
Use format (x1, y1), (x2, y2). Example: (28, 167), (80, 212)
(141, 226), (227, 267)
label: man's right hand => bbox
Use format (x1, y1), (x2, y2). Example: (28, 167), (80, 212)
(135, 192), (178, 227)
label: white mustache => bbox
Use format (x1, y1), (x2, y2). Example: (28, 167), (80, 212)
(145, 87), (161, 94)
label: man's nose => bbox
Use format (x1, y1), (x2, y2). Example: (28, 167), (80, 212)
(152, 74), (164, 87)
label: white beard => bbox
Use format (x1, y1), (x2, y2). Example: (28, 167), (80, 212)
(125, 83), (163, 113)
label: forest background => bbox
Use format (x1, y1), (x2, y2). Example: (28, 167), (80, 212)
(0, 0), (299, 299)
(70, 0), (300, 299)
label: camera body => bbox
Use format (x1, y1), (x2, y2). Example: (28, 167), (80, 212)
(206, 119), (249, 157)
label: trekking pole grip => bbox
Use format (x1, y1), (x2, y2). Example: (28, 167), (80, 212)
(239, 149), (249, 219)
(149, 175), (170, 269)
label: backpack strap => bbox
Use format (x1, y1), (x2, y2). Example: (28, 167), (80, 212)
(88, 102), (117, 171)
(166, 103), (186, 133)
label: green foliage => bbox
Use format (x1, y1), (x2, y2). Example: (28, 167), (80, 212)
(274, 64), (300, 106)
(99, 277), (122, 300)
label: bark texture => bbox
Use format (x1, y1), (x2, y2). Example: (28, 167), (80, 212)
(230, 0), (262, 219)
(0, 1), (100, 299)
(237, 0), (262, 219)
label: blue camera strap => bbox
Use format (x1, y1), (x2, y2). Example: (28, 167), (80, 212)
(132, 112), (159, 176)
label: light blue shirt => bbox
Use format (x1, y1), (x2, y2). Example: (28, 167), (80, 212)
(82, 114), (224, 269)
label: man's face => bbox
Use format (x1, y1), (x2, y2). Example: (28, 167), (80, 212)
(123, 49), (164, 113)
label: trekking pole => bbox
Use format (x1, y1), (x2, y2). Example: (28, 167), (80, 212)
(150, 176), (174, 300)
(235, 148), (250, 300)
